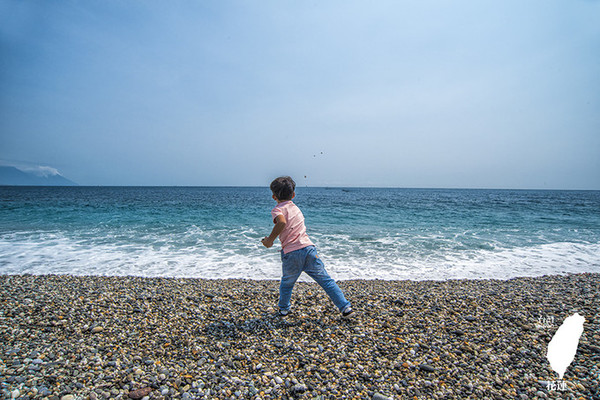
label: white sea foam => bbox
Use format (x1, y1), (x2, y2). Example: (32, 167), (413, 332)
(321, 241), (600, 280)
(0, 233), (280, 279)
(1, 231), (598, 281)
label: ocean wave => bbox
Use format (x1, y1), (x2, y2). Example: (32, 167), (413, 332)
(1, 231), (598, 281)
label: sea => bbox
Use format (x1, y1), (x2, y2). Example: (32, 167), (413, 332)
(1, 186), (599, 281)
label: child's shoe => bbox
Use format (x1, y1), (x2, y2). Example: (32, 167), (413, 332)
(342, 306), (354, 318)
(278, 308), (290, 317)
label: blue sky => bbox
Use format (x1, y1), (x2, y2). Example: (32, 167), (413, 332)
(1, 0), (599, 188)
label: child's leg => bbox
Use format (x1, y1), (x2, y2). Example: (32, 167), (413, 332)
(302, 246), (351, 312)
(278, 249), (304, 312)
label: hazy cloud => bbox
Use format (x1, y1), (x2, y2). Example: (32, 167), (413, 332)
(0, 160), (62, 177)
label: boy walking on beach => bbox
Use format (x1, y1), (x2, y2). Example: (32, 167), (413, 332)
(262, 176), (353, 317)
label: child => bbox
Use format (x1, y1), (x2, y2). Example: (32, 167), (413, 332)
(262, 176), (353, 317)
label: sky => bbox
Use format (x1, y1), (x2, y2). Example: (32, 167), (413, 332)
(1, 0), (599, 189)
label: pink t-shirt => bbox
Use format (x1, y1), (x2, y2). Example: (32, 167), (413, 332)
(271, 200), (314, 254)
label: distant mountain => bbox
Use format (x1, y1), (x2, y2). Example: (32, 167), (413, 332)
(0, 166), (78, 186)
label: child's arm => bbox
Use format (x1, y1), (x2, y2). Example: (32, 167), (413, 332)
(262, 215), (286, 248)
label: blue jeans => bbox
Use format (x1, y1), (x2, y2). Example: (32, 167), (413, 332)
(278, 245), (350, 312)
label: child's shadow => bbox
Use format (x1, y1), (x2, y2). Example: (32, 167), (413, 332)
(204, 313), (350, 340)
(203, 313), (300, 339)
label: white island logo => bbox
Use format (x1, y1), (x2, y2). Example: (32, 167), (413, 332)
(545, 312), (585, 390)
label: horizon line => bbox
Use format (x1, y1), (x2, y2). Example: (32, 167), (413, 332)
(2, 184), (599, 192)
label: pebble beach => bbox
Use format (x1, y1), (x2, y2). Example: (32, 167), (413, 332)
(1, 273), (599, 400)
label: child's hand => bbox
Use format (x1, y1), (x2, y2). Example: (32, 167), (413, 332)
(261, 237), (273, 248)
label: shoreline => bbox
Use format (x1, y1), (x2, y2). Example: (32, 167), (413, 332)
(1, 273), (598, 399)
(1, 270), (596, 283)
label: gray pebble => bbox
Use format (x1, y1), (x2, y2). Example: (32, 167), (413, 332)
(292, 384), (307, 393)
(419, 364), (435, 372)
(373, 393), (392, 400)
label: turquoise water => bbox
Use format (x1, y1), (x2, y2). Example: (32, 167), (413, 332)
(1, 186), (599, 280)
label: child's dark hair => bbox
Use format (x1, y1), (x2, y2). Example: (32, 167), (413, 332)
(270, 176), (296, 201)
